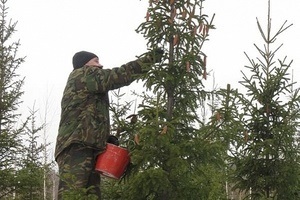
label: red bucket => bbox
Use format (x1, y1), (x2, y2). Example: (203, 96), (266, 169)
(95, 143), (130, 179)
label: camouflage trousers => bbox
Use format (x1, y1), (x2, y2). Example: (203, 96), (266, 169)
(56, 143), (103, 200)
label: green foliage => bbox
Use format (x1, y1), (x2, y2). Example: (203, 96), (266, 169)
(103, 1), (300, 200)
(137, 0), (214, 119)
(109, 89), (137, 150)
(102, 1), (228, 199)
(0, 0), (26, 198)
(14, 105), (52, 199)
(130, 1), (225, 198)
(15, 163), (44, 200)
(215, 2), (300, 199)
(0, 1), (55, 199)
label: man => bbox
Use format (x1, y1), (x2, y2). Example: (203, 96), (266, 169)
(55, 50), (163, 199)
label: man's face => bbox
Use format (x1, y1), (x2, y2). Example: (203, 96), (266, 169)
(86, 57), (103, 68)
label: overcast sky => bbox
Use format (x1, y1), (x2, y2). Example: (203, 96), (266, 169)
(6, 0), (300, 159)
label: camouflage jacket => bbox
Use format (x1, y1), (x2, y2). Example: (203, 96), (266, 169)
(54, 58), (148, 160)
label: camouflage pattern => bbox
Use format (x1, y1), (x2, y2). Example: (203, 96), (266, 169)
(56, 143), (102, 199)
(55, 58), (147, 159)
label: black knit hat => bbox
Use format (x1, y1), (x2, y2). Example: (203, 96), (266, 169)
(72, 51), (98, 69)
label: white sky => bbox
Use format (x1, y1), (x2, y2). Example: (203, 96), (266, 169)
(6, 0), (300, 160)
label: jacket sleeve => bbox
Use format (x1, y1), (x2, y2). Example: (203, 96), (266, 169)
(84, 58), (150, 93)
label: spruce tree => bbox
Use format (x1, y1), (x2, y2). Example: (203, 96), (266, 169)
(102, 1), (227, 199)
(215, 1), (300, 199)
(0, 0), (26, 198)
(15, 105), (50, 199)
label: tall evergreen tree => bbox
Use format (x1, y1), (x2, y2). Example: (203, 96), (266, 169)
(215, 1), (300, 199)
(0, 0), (26, 198)
(102, 1), (227, 199)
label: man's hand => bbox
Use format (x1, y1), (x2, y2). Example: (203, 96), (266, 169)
(107, 135), (119, 146)
(147, 48), (164, 63)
